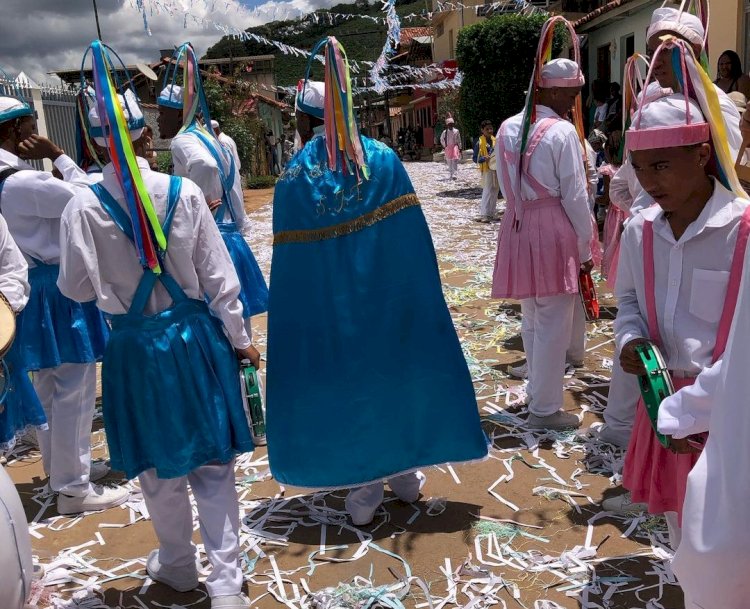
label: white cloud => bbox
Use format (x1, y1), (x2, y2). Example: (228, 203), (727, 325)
(0, 0), (356, 86)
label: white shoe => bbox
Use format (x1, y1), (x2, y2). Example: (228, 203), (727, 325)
(527, 410), (581, 430)
(90, 460), (111, 482)
(146, 549), (199, 593)
(601, 491), (648, 514)
(388, 471), (425, 503)
(594, 425), (630, 449)
(57, 484), (130, 515)
(212, 595), (250, 609)
(508, 362), (528, 379)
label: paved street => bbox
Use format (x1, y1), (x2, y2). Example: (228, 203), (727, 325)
(8, 160), (683, 609)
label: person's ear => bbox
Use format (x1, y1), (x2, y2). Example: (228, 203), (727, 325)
(697, 142), (711, 167)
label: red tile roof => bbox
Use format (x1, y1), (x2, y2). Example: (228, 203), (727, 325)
(399, 27), (433, 46)
(573, 0), (636, 28)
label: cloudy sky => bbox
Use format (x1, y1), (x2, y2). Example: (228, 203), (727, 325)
(0, 0), (351, 85)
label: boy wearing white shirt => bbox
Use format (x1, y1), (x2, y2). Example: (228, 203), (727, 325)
(0, 96), (127, 514)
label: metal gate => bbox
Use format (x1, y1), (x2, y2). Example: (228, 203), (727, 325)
(0, 80), (77, 171)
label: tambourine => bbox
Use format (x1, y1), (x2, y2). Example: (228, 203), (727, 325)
(578, 270), (599, 321)
(634, 342), (674, 448)
(488, 151), (496, 172)
(239, 360), (267, 446)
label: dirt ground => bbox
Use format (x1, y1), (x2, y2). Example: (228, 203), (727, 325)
(5, 162), (683, 609)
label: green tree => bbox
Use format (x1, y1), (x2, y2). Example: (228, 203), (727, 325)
(456, 13), (564, 140)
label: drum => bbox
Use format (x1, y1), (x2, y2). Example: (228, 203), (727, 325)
(578, 269), (599, 321)
(239, 360), (267, 446)
(488, 151), (496, 172)
(634, 342), (674, 448)
(0, 292), (15, 359)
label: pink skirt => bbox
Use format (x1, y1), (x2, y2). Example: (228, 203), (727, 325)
(492, 199), (580, 300)
(445, 144), (460, 161)
(602, 205), (626, 288)
(622, 378), (705, 524)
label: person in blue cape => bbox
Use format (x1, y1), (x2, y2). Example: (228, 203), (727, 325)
(266, 37), (488, 526)
(156, 43), (268, 338)
(58, 41), (259, 609)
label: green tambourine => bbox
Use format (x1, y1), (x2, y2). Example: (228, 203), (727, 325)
(634, 342), (674, 448)
(239, 360), (267, 446)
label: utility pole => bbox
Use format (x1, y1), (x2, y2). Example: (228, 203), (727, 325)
(92, 0), (103, 40)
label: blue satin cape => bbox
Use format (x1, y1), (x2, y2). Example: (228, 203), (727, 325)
(266, 136), (488, 488)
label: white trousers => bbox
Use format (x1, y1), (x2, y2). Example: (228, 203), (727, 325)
(447, 159), (458, 178)
(665, 511), (681, 551)
(139, 460), (243, 598)
(567, 299), (586, 365)
(521, 294), (576, 417)
(602, 357), (640, 444)
(34, 363), (97, 496)
(479, 171), (498, 218)
(345, 472), (422, 524)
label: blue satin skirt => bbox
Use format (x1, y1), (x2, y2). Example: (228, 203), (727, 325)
(102, 298), (254, 480)
(266, 205), (489, 488)
(0, 343), (46, 450)
(218, 223), (269, 318)
(15, 264), (109, 371)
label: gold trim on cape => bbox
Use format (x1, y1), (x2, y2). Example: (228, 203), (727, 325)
(273, 193), (421, 245)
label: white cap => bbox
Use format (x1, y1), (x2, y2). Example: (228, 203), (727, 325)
(446, 117), (455, 124)
(647, 6), (705, 48)
(157, 84), (183, 109)
(539, 58), (585, 88)
(88, 89), (145, 146)
(0, 96), (33, 124)
(728, 91), (747, 111)
(627, 93), (708, 151)
(211, 119), (219, 129)
(296, 80), (324, 119)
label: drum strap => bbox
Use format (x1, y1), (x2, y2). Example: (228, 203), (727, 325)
(0, 168), (19, 206)
(643, 205), (750, 362)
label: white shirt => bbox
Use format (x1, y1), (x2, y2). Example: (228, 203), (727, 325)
(440, 128), (461, 149)
(594, 104), (608, 124)
(171, 131), (251, 238)
(609, 158), (643, 215)
(57, 158), (250, 350)
(584, 140), (598, 210)
(0, 148), (84, 266)
(616, 182), (748, 400)
(218, 132), (241, 171)
(496, 105), (593, 262)
(667, 241), (750, 607)
(54, 154), (103, 186)
(0, 214), (29, 312)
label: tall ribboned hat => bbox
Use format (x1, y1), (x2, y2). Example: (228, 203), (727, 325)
(158, 43), (219, 143)
(296, 79), (324, 120)
(300, 36), (368, 181)
(647, 2), (707, 49)
(88, 88), (145, 146)
(520, 15), (585, 153)
(0, 66), (34, 125)
(80, 40), (167, 274)
(627, 36), (745, 196)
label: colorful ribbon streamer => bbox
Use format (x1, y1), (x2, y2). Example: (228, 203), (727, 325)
(83, 40), (166, 272)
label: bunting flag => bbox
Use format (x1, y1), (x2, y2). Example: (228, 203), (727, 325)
(83, 40), (166, 272)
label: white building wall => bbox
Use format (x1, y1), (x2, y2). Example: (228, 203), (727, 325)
(585, 2), (655, 87)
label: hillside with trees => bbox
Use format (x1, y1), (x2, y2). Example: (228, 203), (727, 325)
(204, 0), (429, 87)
